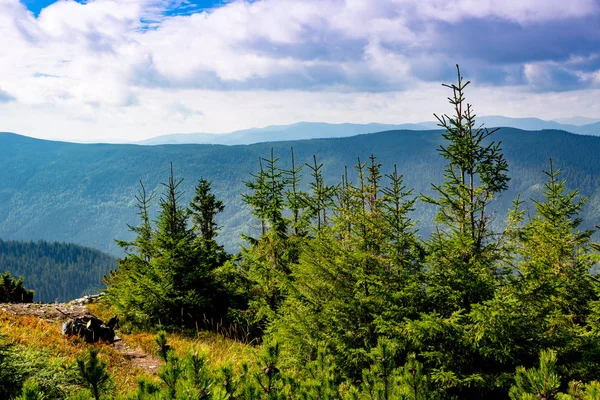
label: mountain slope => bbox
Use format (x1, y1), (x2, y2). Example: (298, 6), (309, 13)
(0, 239), (117, 302)
(1, 129), (600, 256)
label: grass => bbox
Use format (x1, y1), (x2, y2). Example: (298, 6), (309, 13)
(0, 307), (259, 397)
(124, 329), (258, 366)
(0, 310), (149, 395)
(88, 301), (259, 366)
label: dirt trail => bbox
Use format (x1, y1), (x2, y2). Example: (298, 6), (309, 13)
(0, 301), (161, 374)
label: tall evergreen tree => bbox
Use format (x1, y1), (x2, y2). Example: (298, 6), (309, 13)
(105, 165), (227, 327)
(422, 65), (510, 314)
(274, 157), (422, 378)
(238, 150), (297, 330)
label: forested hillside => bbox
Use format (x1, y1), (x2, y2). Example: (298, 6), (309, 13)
(4, 68), (600, 400)
(0, 240), (116, 302)
(1, 128), (600, 255)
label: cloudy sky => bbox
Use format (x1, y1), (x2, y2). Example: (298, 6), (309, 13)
(1, 0), (600, 142)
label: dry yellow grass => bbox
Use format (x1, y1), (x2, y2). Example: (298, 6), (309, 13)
(123, 329), (259, 367)
(0, 307), (259, 396)
(0, 309), (154, 395)
(87, 301), (260, 367)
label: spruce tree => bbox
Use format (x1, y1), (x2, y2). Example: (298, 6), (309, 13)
(275, 157), (422, 378)
(239, 149), (300, 330)
(303, 155), (336, 230)
(189, 178), (225, 244)
(285, 148), (306, 236)
(0, 272), (34, 303)
(77, 349), (112, 400)
(106, 165), (227, 328)
(466, 161), (600, 395)
(422, 64), (509, 314)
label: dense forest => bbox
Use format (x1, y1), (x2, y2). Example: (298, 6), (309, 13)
(0, 240), (116, 302)
(3, 67), (600, 399)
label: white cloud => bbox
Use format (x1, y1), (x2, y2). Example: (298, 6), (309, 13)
(403, 0), (599, 24)
(0, 0), (598, 141)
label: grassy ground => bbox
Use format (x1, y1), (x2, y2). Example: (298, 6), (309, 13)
(0, 304), (259, 397)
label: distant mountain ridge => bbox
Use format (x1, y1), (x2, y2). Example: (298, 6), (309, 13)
(1, 128), (600, 257)
(138, 122), (430, 145)
(139, 117), (600, 145)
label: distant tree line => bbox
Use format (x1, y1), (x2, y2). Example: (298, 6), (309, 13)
(0, 240), (116, 302)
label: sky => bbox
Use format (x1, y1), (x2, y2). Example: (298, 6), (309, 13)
(1, 0), (600, 142)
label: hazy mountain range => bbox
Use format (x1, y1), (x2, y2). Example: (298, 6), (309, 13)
(139, 116), (600, 145)
(1, 127), (600, 256)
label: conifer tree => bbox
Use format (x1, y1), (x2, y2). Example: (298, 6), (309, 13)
(116, 180), (156, 261)
(106, 165), (227, 328)
(465, 162), (600, 395)
(77, 349), (112, 400)
(239, 150), (300, 330)
(303, 155), (337, 230)
(275, 157), (422, 378)
(189, 178), (225, 244)
(285, 148), (307, 236)
(422, 65), (509, 314)
(509, 350), (563, 400)
(0, 272), (34, 303)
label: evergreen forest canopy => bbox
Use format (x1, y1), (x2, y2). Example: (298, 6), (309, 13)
(0, 240), (116, 302)
(91, 66), (600, 398)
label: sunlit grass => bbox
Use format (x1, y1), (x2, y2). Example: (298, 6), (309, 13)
(0, 310), (152, 395)
(0, 308), (259, 396)
(123, 329), (259, 366)
(88, 301), (260, 366)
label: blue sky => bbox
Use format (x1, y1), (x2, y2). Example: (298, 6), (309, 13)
(21, 0), (228, 16)
(1, 0), (600, 142)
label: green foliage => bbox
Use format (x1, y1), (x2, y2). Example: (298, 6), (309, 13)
(274, 155), (423, 377)
(76, 349), (113, 400)
(0, 271), (33, 303)
(104, 165), (230, 328)
(16, 379), (44, 400)
(189, 178), (225, 244)
(238, 149), (309, 331)
(421, 65), (509, 317)
(0, 335), (78, 400)
(509, 350), (562, 400)
(155, 331), (171, 363)
(0, 240), (116, 302)
(0, 334), (21, 398)
(508, 350), (600, 400)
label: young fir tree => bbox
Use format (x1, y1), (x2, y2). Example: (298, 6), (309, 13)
(421, 64), (510, 314)
(303, 155), (337, 231)
(106, 165), (226, 328)
(0, 272), (34, 303)
(466, 161), (600, 393)
(285, 148), (307, 236)
(189, 178), (225, 245)
(76, 349), (112, 400)
(397, 66), (513, 397)
(238, 149), (303, 331)
(274, 156), (422, 379)
(188, 177), (229, 272)
(509, 350), (562, 400)
(103, 180), (157, 326)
